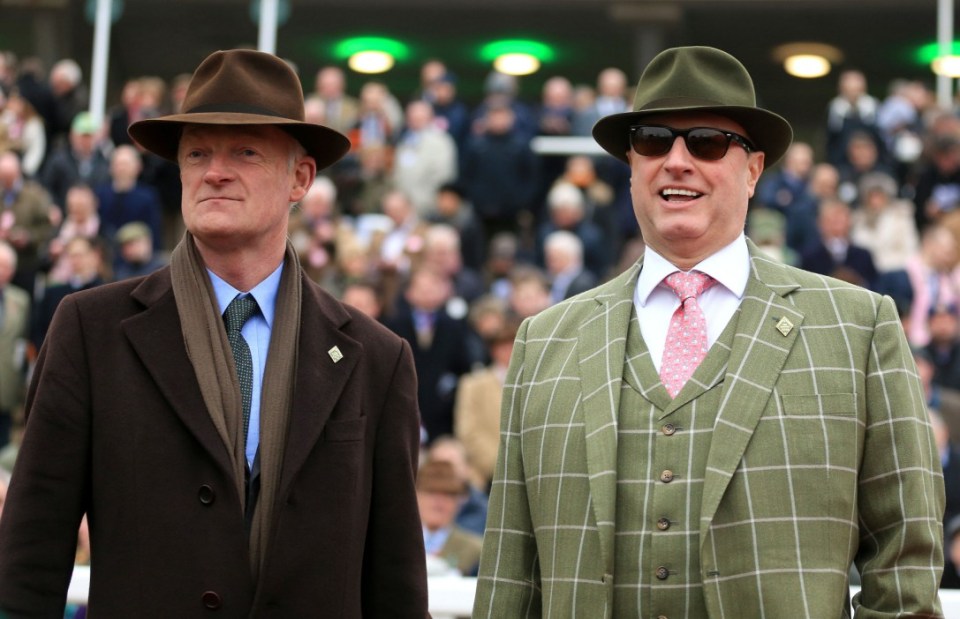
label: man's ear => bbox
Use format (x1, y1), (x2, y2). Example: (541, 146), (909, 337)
(289, 156), (317, 203)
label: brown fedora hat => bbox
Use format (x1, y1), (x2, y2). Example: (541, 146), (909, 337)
(128, 49), (350, 171)
(592, 46), (793, 166)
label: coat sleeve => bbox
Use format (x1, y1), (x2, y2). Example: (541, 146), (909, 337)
(853, 294), (945, 618)
(473, 319), (543, 618)
(0, 295), (90, 618)
(360, 338), (430, 618)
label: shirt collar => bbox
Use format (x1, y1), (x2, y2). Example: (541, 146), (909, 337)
(208, 261), (284, 328)
(636, 233), (750, 306)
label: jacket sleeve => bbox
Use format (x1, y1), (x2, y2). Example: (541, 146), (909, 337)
(473, 319), (543, 618)
(0, 295), (90, 618)
(853, 294), (945, 618)
(360, 338), (430, 618)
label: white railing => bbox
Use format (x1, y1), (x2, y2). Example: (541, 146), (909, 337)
(67, 566), (960, 618)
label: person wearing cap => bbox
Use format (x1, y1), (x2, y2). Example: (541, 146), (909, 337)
(39, 110), (111, 209)
(0, 49), (427, 617)
(474, 46), (944, 617)
(416, 459), (483, 576)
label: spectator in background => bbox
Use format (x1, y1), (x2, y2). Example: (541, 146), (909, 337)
(801, 198), (877, 289)
(0, 150), (53, 293)
(421, 224), (485, 305)
(837, 130), (893, 205)
(1, 89), (45, 178)
(932, 409), (960, 588)
(536, 181), (609, 279)
(0, 241), (29, 450)
(313, 66), (359, 136)
(416, 459), (483, 576)
(47, 59), (87, 148)
(755, 141), (819, 254)
(350, 81), (401, 151)
(426, 72), (470, 154)
(426, 182), (485, 272)
(544, 230), (596, 303)
(108, 78), (143, 148)
(826, 69), (884, 168)
(914, 126), (960, 232)
(288, 176), (339, 286)
(14, 57), (57, 157)
(112, 221), (166, 281)
(43, 182), (102, 284)
(877, 79), (929, 183)
(341, 279), (384, 320)
(392, 100), (457, 216)
(39, 111), (110, 209)
(384, 265), (477, 443)
(926, 301), (960, 390)
(461, 101), (539, 238)
(508, 265), (552, 320)
(377, 189), (428, 282)
(850, 172), (917, 305)
(471, 70), (536, 142)
(537, 76), (575, 138)
(31, 235), (105, 349)
(485, 232), (520, 301)
(572, 67), (629, 136)
(95, 144), (163, 249)
(454, 318), (517, 491)
(905, 225), (960, 347)
(558, 155), (621, 256)
(428, 436), (490, 536)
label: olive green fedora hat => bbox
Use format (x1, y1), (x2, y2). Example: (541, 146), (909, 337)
(592, 46), (793, 166)
(128, 49), (350, 171)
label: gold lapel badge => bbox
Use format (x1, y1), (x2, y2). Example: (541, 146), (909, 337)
(775, 317), (794, 337)
(328, 346), (344, 363)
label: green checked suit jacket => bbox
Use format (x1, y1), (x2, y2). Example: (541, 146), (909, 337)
(474, 242), (945, 619)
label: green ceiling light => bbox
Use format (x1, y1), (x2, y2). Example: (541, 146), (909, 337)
(915, 41), (960, 77)
(480, 39), (555, 76)
(334, 36), (410, 74)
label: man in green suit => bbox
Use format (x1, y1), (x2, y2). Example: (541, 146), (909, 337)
(474, 46), (945, 618)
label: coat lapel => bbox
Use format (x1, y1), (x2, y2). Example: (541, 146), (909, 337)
(699, 244), (805, 542)
(577, 260), (641, 573)
(278, 276), (362, 499)
(122, 269), (237, 479)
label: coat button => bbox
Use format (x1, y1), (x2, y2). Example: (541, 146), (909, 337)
(655, 566), (669, 580)
(198, 485), (216, 505)
(202, 590), (222, 609)
(661, 423), (677, 436)
(656, 517), (671, 531)
(660, 470), (674, 483)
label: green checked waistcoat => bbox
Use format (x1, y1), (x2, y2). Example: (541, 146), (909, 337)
(474, 240), (945, 619)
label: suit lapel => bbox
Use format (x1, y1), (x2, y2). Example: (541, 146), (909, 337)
(577, 260), (641, 573)
(122, 269), (237, 479)
(699, 244), (805, 541)
(278, 277), (361, 499)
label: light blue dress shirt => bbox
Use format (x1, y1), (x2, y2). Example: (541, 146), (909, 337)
(209, 263), (283, 468)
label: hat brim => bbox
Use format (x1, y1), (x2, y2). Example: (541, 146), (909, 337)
(128, 112), (351, 171)
(592, 104), (793, 167)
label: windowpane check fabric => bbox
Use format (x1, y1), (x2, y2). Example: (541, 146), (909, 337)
(473, 242), (944, 618)
(660, 271), (716, 397)
(224, 295), (258, 444)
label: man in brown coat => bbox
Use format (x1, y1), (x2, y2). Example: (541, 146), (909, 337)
(0, 49), (428, 618)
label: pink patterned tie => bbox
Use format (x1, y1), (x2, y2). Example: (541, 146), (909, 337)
(660, 271), (716, 398)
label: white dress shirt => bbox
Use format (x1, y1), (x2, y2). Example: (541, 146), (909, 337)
(634, 234), (750, 373)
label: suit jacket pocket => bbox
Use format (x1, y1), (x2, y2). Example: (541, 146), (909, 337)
(780, 393), (857, 417)
(323, 416), (367, 442)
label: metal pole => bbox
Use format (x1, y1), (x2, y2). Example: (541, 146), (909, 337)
(89, 0), (112, 126)
(258, 0), (279, 55)
(937, 0), (954, 109)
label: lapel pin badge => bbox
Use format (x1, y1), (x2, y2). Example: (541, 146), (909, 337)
(328, 346), (344, 363)
(775, 317), (794, 337)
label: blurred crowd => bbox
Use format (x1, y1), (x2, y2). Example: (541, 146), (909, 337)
(5, 49), (960, 584)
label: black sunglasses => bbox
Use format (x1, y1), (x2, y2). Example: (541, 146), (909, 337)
(629, 125), (756, 161)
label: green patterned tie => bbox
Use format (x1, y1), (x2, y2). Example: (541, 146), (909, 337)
(223, 295), (258, 444)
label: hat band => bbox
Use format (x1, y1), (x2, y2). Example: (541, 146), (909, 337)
(639, 96), (741, 111)
(186, 102), (292, 118)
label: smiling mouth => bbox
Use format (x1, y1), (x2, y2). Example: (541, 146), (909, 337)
(660, 188), (703, 202)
